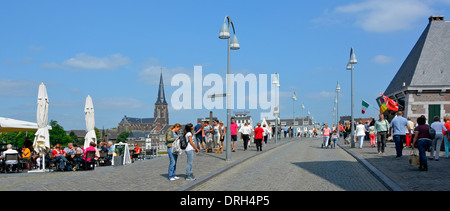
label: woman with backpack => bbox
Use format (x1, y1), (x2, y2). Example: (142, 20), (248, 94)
(165, 123), (181, 181)
(184, 123), (199, 181)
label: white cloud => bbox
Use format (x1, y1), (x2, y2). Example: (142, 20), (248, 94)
(0, 79), (40, 97)
(43, 53), (131, 70)
(321, 0), (434, 32)
(138, 65), (189, 85)
(371, 55), (395, 64)
(95, 97), (146, 110)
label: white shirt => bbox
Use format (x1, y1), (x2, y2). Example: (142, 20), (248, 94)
(431, 121), (447, 135)
(185, 132), (194, 151)
(239, 126), (252, 135)
(2, 149), (19, 165)
(355, 124), (366, 136)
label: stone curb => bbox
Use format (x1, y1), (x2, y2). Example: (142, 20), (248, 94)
(338, 143), (404, 191)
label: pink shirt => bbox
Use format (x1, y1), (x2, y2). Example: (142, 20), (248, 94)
(323, 128), (331, 136)
(230, 123), (238, 135)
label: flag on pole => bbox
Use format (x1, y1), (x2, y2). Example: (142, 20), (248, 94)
(380, 93), (399, 111)
(362, 99), (369, 114)
(376, 97), (388, 114)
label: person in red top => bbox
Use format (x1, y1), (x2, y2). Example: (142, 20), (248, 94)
(444, 116), (450, 158)
(254, 123), (265, 152)
(52, 143), (68, 171)
(133, 144), (141, 160)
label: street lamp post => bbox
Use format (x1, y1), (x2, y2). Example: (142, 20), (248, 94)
(346, 48), (357, 148)
(272, 73), (280, 144)
(336, 81), (341, 141)
(292, 91), (297, 137)
(219, 16), (240, 161)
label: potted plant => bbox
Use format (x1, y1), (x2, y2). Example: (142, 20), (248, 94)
(113, 144), (125, 166)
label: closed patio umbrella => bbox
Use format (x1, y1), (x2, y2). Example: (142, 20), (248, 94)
(83, 95), (96, 148)
(29, 83), (50, 173)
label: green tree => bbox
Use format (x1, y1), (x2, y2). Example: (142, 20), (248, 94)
(49, 120), (72, 146)
(117, 131), (130, 143)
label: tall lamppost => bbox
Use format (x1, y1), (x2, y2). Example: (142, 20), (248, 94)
(219, 16), (240, 161)
(272, 72), (280, 144)
(336, 81), (341, 140)
(346, 48), (357, 148)
(292, 91), (297, 135)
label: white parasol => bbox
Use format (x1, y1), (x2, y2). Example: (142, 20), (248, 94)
(0, 117), (52, 132)
(32, 83), (50, 154)
(29, 83), (50, 173)
(83, 95), (96, 148)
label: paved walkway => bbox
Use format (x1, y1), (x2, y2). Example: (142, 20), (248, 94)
(191, 137), (388, 191)
(3, 136), (449, 191)
(1, 138), (294, 191)
(340, 137), (450, 191)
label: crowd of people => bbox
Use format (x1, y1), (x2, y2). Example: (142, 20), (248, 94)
(0, 140), (142, 172)
(320, 111), (450, 172)
(164, 117), (284, 181)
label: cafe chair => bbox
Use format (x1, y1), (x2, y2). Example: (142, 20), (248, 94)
(4, 153), (21, 173)
(84, 151), (96, 170)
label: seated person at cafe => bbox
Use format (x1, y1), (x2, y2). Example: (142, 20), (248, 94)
(53, 144), (68, 171)
(1, 144), (19, 171)
(106, 141), (114, 161)
(132, 144), (141, 160)
(84, 141), (99, 162)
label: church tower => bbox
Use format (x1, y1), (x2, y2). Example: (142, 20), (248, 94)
(154, 72), (169, 125)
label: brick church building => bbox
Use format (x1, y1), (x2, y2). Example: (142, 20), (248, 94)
(117, 72), (170, 150)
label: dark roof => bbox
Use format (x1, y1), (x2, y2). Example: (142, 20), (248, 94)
(128, 130), (150, 139)
(120, 116), (155, 124)
(384, 16), (450, 96)
(155, 72), (167, 105)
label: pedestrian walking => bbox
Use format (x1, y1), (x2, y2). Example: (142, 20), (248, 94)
(213, 120), (222, 154)
(355, 121), (366, 148)
(374, 114), (390, 154)
(411, 116), (432, 171)
(254, 123), (264, 151)
(230, 117), (238, 152)
(368, 121), (376, 147)
(203, 121), (214, 153)
(194, 121), (203, 151)
(444, 117), (450, 158)
(184, 123), (199, 181)
(239, 122), (252, 151)
(165, 123), (182, 180)
(430, 116), (447, 161)
(331, 130), (339, 149)
(390, 111), (411, 158)
(344, 122), (351, 144)
(322, 124), (331, 148)
(217, 121), (225, 153)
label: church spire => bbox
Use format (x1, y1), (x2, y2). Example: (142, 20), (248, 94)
(155, 71), (167, 105)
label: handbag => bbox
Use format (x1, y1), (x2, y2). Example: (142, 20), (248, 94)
(408, 149), (420, 167)
(172, 137), (183, 155)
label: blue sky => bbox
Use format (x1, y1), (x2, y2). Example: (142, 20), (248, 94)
(1, 0), (450, 130)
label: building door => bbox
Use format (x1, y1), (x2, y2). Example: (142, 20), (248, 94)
(428, 104), (441, 123)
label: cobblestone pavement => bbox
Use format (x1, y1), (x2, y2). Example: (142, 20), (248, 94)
(1, 138), (293, 191)
(191, 137), (388, 191)
(342, 138), (450, 191)
(4, 136), (449, 191)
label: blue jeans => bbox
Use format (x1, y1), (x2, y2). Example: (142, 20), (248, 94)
(167, 147), (178, 179)
(417, 138), (432, 166)
(186, 150), (194, 177)
(393, 135), (405, 157)
(55, 155), (68, 170)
